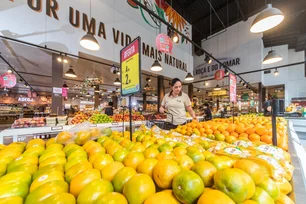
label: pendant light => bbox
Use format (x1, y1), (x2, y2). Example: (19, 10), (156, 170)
(65, 66), (77, 78)
(205, 55), (212, 64)
(184, 72), (194, 81)
(224, 69), (229, 76)
(80, 0), (100, 51)
(274, 69), (279, 76)
(250, 4), (284, 33)
(263, 50), (282, 64)
(86, 92), (91, 97)
(150, 60), (162, 72)
(114, 78), (121, 85)
(214, 84), (221, 91)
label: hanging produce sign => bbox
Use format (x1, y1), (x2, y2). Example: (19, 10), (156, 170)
(62, 87), (68, 97)
(242, 93), (249, 100)
(208, 90), (227, 96)
(1, 73), (16, 88)
(156, 34), (173, 54)
(214, 70), (225, 80)
(27, 90), (32, 98)
(120, 37), (141, 96)
(229, 73), (237, 103)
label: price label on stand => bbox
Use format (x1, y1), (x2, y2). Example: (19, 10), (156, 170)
(120, 37), (141, 96)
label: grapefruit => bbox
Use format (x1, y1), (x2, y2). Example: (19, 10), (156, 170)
(123, 174), (156, 204)
(172, 170), (204, 204)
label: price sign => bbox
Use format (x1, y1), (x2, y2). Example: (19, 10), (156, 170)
(120, 37), (141, 96)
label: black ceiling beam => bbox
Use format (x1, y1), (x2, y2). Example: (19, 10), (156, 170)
(192, 0), (236, 25)
(184, 0), (198, 8)
(235, 0), (247, 21)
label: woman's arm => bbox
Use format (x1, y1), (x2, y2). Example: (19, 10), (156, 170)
(186, 106), (197, 120)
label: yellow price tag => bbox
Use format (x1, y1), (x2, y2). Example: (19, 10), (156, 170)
(120, 37), (141, 96)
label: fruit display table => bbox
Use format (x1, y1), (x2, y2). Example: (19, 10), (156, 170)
(287, 121), (306, 203)
(0, 121), (147, 145)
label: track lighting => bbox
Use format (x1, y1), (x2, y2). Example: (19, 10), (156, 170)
(146, 76), (151, 82)
(197, 89), (201, 93)
(239, 80), (242, 84)
(274, 69), (279, 76)
(205, 55), (212, 64)
(7, 69), (13, 74)
(63, 55), (68, 64)
(167, 27), (179, 43)
(224, 69), (229, 75)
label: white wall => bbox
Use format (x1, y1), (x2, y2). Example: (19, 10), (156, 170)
(262, 46), (305, 106)
(193, 15), (263, 89)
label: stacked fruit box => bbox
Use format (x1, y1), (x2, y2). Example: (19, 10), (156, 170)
(0, 114), (296, 204)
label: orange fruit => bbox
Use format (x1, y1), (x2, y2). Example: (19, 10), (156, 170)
(172, 170), (204, 204)
(137, 158), (159, 178)
(173, 147), (187, 156)
(222, 131), (230, 137)
(191, 161), (217, 187)
(214, 168), (249, 203)
(250, 187), (274, 204)
(106, 144), (123, 156)
(143, 140), (154, 148)
(214, 130), (221, 135)
(112, 148), (129, 162)
(257, 177), (279, 200)
(174, 154), (194, 170)
(70, 169), (101, 197)
(123, 152), (145, 169)
(101, 161), (124, 182)
(235, 126), (245, 134)
(226, 125), (236, 133)
(275, 193), (294, 204)
(156, 151), (175, 161)
(230, 132), (239, 138)
(215, 133), (225, 141)
(255, 128), (268, 136)
(245, 128), (255, 135)
(30, 171), (64, 192)
(93, 154), (114, 171)
(55, 131), (73, 144)
(260, 135), (272, 144)
(161, 190), (181, 204)
(123, 174), (156, 204)
(95, 192), (128, 204)
(144, 192), (177, 204)
(235, 168), (256, 199)
(249, 133), (260, 141)
(218, 125), (226, 132)
(239, 133), (249, 138)
(205, 129), (213, 134)
(242, 200), (258, 204)
(225, 136), (237, 144)
(112, 167), (137, 193)
(144, 148), (159, 159)
(197, 189), (235, 204)
(234, 159), (266, 185)
(131, 142), (146, 153)
(153, 160), (181, 189)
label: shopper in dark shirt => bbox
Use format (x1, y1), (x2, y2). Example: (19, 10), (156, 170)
(203, 103), (212, 121)
(104, 102), (114, 116)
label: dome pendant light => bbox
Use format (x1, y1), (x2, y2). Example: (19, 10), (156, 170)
(65, 66), (77, 78)
(263, 50), (282, 64)
(150, 60), (162, 72)
(250, 4), (284, 33)
(184, 72), (194, 81)
(214, 84), (221, 91)
(114, 78), (121, 85)
(80, 32), (100, 51)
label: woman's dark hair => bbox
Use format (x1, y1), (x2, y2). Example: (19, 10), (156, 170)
(108, 101), (113, 106)
(204, 103), (209, 108)
(170, 78), (182, 86)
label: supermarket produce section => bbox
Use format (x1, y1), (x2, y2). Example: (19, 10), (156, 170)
(0, 115), (305, 203)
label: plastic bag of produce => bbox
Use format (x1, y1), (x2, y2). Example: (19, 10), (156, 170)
(214, 145), (257, 159)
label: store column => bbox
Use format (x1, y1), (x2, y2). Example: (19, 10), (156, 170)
(112, 95), (118, 109)
(94, 87), (100, 109)
(51, 54), (63, 116)
(157, 76), (165, 112)
(143, 93), (147, 111)
(258, 82), (266, 112)
(188, 84), (193, 100)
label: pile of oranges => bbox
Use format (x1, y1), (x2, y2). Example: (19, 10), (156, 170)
(175, 116), (288, 151)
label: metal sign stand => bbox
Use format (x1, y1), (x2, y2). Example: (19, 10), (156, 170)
(271, 99), (278, 146)
(129, 95), (133, 141)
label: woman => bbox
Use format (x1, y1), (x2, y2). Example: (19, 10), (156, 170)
(203, 103), (212, 121)
(159, 78), (197, 129)
(104, 102), (114, 116)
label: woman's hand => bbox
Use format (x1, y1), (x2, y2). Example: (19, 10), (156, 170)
(159, 106), (165, 113)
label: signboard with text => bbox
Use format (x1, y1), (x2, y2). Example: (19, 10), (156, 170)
(208, 90), (227, 96)
(120, 37), (141, 96)
(214, 70), (225, 81)
(156, 34), (173, 54)
(229, 73), (237, 102)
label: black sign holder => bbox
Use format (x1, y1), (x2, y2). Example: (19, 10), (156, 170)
(271, 99), (278, 146)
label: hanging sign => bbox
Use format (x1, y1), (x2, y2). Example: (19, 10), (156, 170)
(214, 70), (225, 80)
(208, 90), (227, 96)
(120, 37), (141, 96)
(229, 73), (237, 102)
(242, 93), (249, 100)
(156, 34), (173, 54)
(27, 90), (32, 98)
(62, 88), (68, 97)
(53, 87), (62, 94)
(1, 73), (17, 88)
(32, 92), (37, 98)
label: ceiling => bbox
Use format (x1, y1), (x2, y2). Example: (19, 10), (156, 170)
(166, 0), (306, 52)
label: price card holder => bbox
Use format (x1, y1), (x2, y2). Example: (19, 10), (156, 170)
(112, 122), (119, 126)
(89, 124), (97, 127)
(51, 126), (63, 131)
